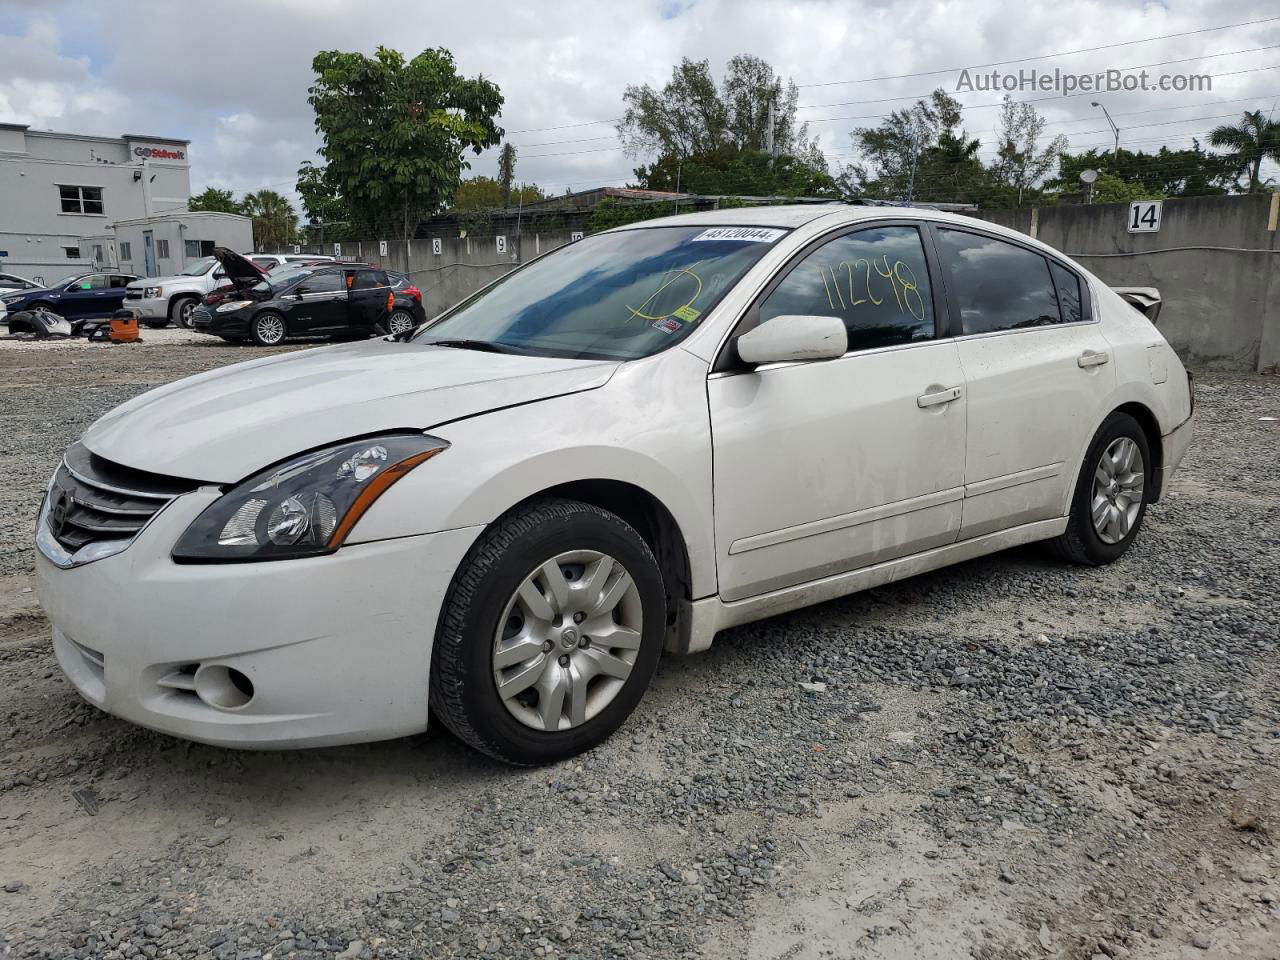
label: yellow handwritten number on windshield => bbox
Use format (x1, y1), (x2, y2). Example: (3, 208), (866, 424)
(626, 269), (704, 322)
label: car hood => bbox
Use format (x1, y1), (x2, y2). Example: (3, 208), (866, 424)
(125, 274), (203, 289)
(81, 339), (620, 482)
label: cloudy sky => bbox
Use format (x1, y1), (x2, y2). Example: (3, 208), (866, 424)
(1, 0), (1276, 210)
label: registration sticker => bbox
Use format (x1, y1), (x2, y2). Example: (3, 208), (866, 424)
(690, 227), (787, 244)
(651, 317), (682, 335)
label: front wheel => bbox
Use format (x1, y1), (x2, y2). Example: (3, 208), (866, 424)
(1051, 412), (1151, 565)
(249, 311), (287, 346)
(430, 498), (665, 765)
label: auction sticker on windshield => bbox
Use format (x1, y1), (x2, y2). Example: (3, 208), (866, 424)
(690, 227), (787, 243)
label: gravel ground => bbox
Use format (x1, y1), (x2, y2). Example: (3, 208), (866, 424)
(0, 340), (1277, 960)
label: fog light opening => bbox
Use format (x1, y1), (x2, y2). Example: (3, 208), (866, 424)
(194, 664), (255, 710)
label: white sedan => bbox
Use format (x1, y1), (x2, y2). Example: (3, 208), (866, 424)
(35, 205), (1193, 763)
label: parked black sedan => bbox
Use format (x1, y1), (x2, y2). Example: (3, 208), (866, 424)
(191, 251), (394, 346)
(1, 272), (139, 323)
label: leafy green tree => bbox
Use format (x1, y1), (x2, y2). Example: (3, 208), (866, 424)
(990, 96), (1068, 206)
(241, 189), (298, 249)
(1048, 145), (1232, 198)
(1088, 172), (1165, 204)
(841, 90), (970, 201)
(633, 146), (836, 197)
(619, 55), (829, 196)
(497, 143), (518, 206)
(306, 46), (504, 239)
(188, 187), (243, 214)
(1209, 110), (1280, 193)
(451, 175), (545, 210)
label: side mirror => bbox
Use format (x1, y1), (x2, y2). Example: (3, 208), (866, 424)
(736, 314), (848, 366)
(213, 269), (226, 279)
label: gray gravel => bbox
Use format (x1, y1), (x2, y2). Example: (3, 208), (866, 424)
(1, 343), (1277, 959)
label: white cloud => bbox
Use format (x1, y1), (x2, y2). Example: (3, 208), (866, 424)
(2, 0), (1276, 210)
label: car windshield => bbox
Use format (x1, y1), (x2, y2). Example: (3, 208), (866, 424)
(252, 266), (313, 294)
(180, 257), (216, 277)
(413, 225), (785, 360)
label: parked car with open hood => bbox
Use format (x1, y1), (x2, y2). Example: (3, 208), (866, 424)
(35, 205), (1193, 764)
(2, 272), (138, 325)
(123, 251), (264, 328)
(190, 252), (394, 345)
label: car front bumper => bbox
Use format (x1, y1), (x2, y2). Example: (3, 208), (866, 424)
(124, 295), (169, 319)
(36, 490), (482, 749)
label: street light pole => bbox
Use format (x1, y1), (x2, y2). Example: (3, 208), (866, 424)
(1091, 101), (1120, 160)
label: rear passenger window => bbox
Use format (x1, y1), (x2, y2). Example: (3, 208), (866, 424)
(760, 225), (934, 351)
(936, 229), (1060, 334)
(1049, 261), (1083, 324)
(350, 270), (388, 290)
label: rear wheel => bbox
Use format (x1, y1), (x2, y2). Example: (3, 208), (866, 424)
(387, 310), (417, 337)
(1051, 412), (1151, 565)
(249, 311), (287, 346)
(430, 498), (665, 765)
(170, 296), (199, 328)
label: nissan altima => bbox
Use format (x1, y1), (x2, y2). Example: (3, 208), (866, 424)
(35, 205), (1194, 764)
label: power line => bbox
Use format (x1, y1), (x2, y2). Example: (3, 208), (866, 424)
(802, 62), (1280, 123)
(797, 15), (1280, 89)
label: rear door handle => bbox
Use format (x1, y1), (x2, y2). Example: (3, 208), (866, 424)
(917, 386), (963, 408)
(1078, 349), (1110, 368)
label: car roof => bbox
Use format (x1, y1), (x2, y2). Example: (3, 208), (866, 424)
(610, 202), (1003, 231)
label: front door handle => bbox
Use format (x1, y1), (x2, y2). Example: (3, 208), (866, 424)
(1078, 349), (1111, 368)
(917, 385), (963, 408)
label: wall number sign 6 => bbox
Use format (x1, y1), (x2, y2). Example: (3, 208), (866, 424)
(1128, 200), (1162, 234)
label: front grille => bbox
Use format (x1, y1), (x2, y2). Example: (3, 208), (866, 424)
(124, 290), (142, 300)
(190, 306), (213, 328)
(46, 443), (200, 554)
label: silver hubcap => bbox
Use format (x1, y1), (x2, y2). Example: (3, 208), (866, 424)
(180, 301), (195, 322)
(1091, 436), (1145, 544)
(388, 312), (414, 335)
(256, 315), (284, 344)
(492, 550), (643, 732)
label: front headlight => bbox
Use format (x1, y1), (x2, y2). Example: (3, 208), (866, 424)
(172, 434), (448, 562)
(2, 295), (22, 305)
(215, 301), (253, 312)
(144, 286), (163, 298)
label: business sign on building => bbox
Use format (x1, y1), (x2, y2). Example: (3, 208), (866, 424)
(132, 144), (187, 161)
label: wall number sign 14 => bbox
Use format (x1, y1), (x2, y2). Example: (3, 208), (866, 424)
(1128, 200), (1162, 233)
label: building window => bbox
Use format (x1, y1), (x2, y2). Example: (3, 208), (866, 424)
(63, 245), (81, 259)
(119, 241), (132, 261)
(184, 239), (215, 258)
(58, 185), (104, 215)
(156, 238), (171, 259)
(93, 244), (105, 263)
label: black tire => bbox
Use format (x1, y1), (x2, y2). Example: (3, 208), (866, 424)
(170, 296), (199, 329)
(386, 309), (417, 337)
(143, 320), (169, 329)
(430, 498), (665, 765)
(248, 311), (288, 347)
(1050, 411), (1152, 565)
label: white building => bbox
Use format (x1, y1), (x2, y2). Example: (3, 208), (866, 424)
(0, 124), (252, 283)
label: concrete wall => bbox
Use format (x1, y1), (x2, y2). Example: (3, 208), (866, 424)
(976, 194), (1280, 372)
(286, 231), (576, 319)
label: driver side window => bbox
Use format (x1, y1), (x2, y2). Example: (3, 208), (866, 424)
(760, 226), (935, 352)
(299, 272), (344, 294)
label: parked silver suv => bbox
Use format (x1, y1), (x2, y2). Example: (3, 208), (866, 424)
(123, 256), (254, 328)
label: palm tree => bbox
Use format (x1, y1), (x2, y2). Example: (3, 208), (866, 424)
(1208, 111), (1280, 193)
(241, 189), (298, 249)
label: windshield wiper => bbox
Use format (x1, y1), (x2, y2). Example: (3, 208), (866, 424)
(422, 338), (526, 355)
